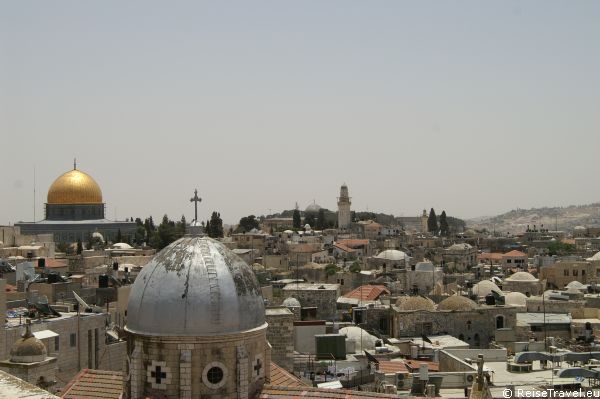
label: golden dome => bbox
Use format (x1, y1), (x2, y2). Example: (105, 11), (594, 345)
(47, 168), (103, 204)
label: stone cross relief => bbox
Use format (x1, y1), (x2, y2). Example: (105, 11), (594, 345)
(151, 365), (167, 384)
(254, 358), (263, 376)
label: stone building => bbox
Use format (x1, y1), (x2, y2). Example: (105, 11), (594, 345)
(281, 283), (340, 320)
(502, 271), (542, 296)
(0, 279), (116, 388)
(539, 260), (600, 288)
(501, 250), (528, 270)
(0, 321), (57, 390)
(124, 236), (270, 399)
(391, 295), (517, 348)
(16, 163), (136, 243)
(406, 262), (443, 295)
(337, 183), (352, 230)
(442, 243), (478, 272)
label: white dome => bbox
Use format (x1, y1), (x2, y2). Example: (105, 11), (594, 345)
(415, 262), (434, 272)
(126, 236), (265, 336)
(505, 271), (538, 282)
(283, 297), (301, 307)
(447, 243), (473, 251)
(473, 280), (501, 297)
(504, 292), (527, 307)
(305, 203), (322, 214)
(587, 251), (600, 261)
(339, 326), (379, 352)
(376, 250), (409, 261)
(566, 281), (587, 290)
(112, 242), (133, 250)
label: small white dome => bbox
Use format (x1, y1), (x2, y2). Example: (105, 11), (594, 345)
(447, 243), (473, 251)
(505, 271), (538, 282)
(376, 250), (409, 261)
(505, 292), (527, 307)
(415, 262), (434, 272)
(305, 203), (322, 214)
(283, 297), (301, 307)
(339, 326), (379, 352)
(112, 242), (133, 250)
(473, 280), (501, 297)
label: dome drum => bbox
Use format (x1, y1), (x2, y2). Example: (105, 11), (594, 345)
(45, 203), (105, 221)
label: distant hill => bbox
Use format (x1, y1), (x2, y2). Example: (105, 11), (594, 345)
(467, 203), (600, 234)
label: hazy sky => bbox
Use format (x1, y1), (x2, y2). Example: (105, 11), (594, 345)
(2, 1), (599, 225)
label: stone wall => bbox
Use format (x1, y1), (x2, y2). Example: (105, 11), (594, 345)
(282, 284), (340, 320)
(392, 307), (517, 349)
(265, 307), (294, 372)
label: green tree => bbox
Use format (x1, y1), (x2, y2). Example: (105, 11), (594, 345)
(177, 215), (187, 236)
(428, 208), (438, 235)
(209, 212), (224, 238)
(548, 241), (576, 256)
(349, 262), (361, 273)
(237, 215), (260, 233)
(293, 209), (301, 229)
(304, 213), (316, 228)
(316, 209), (326, 230)
(76, 239), (83, 255)
(439, 210), (450, 237)
(325, 263), (339, 276)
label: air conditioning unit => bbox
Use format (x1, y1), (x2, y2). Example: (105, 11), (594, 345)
(396, 372), (405, 388)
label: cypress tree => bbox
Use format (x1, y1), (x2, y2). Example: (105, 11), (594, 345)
(293, 209), (301, 229)
(428, 208), (438, 234)
(439, 210), (450, 237)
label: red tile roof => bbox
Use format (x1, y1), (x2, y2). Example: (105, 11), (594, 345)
(333, 243), (355, 253)
(270, 362), (308, 387)
(343, 285), (390, 301)
(377, 360), (408, 374)
(44, 258), (68, 268)
(503, 250), (527, 258)
(337, 239), (370, 249)
(404, 359), (439, 372)
(478, 253), (503, 262)
(60, 369), (123, 399)
(260, 385), (401, 398)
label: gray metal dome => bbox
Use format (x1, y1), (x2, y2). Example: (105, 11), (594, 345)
(126, 236), (266, 336)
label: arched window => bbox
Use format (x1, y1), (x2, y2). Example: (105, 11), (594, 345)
(496, 315), (505, 329)
(474, 333), (481, 347)
(466, 321), (472, 330)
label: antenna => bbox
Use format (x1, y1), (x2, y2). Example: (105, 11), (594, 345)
(33, 166), (36, 222)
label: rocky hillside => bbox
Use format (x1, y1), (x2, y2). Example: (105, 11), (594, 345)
(467, 203), (600, 234)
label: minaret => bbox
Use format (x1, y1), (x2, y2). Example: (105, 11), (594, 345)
(337, 183), (351, 229)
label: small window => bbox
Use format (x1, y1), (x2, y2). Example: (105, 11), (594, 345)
(70, 333), (77, 347)
(54, 336), (60, 351)
(564, 270), (569, 276)
(574, 270), (578, 276)
(207, 367), (224, 384)
(582, 270), (586, 276)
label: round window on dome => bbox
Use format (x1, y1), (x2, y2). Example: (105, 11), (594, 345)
(203, 361), (228, 389)
(207, 367), (223, 384)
